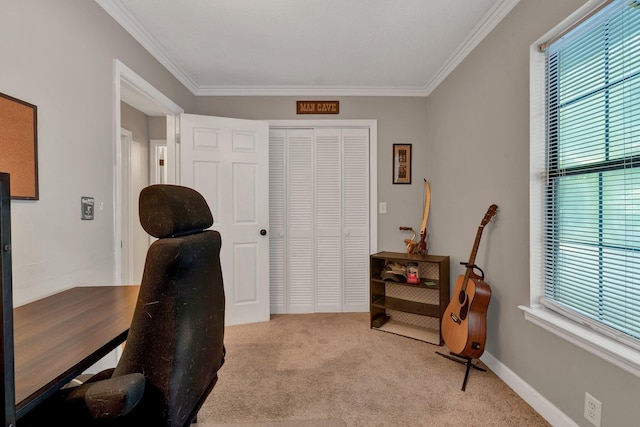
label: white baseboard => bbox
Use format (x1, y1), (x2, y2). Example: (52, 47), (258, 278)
(480, 351), (578, 427)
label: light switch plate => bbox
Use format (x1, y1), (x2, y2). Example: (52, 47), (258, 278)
(81, 196), (95, 220)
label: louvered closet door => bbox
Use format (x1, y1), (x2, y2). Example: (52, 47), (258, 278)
(269, 128), (317, 313)
(287, 130), (315, 312)
(315, 129), (343, 312)
(269, 129), (286, 313)
(269, 127), (369, 314)
(342, 128), (370, 312)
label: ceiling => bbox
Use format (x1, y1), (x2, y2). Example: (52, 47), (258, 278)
(97, 0), (520, 97)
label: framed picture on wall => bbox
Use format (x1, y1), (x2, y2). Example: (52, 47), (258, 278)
(392, 144), (411, 184)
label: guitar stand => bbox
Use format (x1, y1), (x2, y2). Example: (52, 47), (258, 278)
(435, 351), (486, 391)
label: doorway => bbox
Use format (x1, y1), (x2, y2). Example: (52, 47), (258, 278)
(112, 63), (379, 318)
(93, 62), (183, 373)
(119, 122), (155, 284)
(114, 60), (183, 284)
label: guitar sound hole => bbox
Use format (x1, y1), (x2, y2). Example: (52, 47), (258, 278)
(457, 290), (467, 305)
(458, 290), (469, 321)
(459, 304), (468, 321)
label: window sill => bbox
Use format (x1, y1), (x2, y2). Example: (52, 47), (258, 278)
(519, 305), (640, 379)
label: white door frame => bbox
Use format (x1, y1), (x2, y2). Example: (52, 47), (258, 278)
(113, 60), (183, 284)
(119, 128), (133, 284)
(149, 139), (168, 185)
(268, 119), (378, 255)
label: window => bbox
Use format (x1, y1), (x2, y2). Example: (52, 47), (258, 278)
(526, 0), (640, 376)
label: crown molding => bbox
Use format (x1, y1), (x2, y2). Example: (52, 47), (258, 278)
(96, 0), (199, 94)
(194, 85), (430, 97)
(97, 0), (520, 97)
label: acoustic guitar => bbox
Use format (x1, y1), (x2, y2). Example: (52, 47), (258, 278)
(441, 204), (497, 359)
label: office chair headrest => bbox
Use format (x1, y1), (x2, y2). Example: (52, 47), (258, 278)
(139, 184), (213, 238)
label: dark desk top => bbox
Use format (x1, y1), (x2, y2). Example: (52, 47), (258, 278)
(13, 285), (139, 417)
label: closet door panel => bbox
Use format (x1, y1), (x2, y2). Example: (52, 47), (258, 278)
(315, 129), (342, 312)
(343, 238), (370, 311)
(286, 130), (314, 312)
(269, 130), (286, 313)
(288, 238), (314, 312)
(342, 128), (370, 311)
(316, 236), (341, 311)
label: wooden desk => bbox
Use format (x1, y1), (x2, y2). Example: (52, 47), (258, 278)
(13, 285), (139, 419)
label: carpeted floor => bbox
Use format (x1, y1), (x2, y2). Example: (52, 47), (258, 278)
(196, 313), (549, 427)
(203, 420), (346, 427)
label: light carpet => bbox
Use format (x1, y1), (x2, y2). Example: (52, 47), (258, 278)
(195, 313), (549, 427)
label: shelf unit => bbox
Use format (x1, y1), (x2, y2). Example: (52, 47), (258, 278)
(370, 251), (450, 345)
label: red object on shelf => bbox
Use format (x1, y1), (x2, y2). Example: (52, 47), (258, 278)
(407, 262), (419, 284)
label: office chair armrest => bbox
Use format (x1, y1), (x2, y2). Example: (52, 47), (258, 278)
(65, 373), (145, 419)
(63, 368), (116, 389)
(85, 367), (116, 382)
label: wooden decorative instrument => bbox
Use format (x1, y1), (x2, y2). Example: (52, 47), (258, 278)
(441, 204), (497, 359)
(399, 179), (431, 254)
(399, 226), (418, 253)
(417, 179), (431, 254)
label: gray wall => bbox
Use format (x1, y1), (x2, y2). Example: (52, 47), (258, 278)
(426, 0), (639, 426)
(4, 0), (639, 425)
(121, 102), (150, 146)
(149, 117), (167, 140)
(1, 0), (195, 305)
(193, 96), (429, 253)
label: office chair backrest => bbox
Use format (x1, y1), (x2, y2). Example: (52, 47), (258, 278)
(113, 184), (225, 426)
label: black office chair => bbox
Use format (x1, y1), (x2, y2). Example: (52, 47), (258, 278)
(24, 184), (226, 426)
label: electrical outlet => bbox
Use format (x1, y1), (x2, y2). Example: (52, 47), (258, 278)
(584, 392), (602, 427)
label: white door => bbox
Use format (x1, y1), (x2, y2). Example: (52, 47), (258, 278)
(269, 127), (370, 314)
(180, 113), (270, 326)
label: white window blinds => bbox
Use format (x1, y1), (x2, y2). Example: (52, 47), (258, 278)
(541, 0), (640, 345)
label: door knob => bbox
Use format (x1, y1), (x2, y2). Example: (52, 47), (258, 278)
(260, 229), (267, 236)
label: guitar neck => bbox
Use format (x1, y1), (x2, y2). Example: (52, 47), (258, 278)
(460, 204), (498, 291)
(461, 225), (484, 290)
(467, 224), (486, 267)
